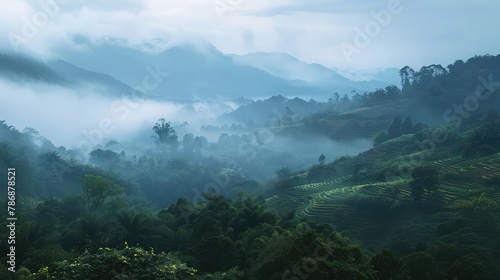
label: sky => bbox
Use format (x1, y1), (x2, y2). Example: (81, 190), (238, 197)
(0, 0), (499, 70)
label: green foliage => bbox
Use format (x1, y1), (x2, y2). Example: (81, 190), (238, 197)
(23, 245), (75, 273)
(81, 175), (124, 211)
(452, 193), (499, 232)
(114, 210), (162, 248)
(201, 267), (246, 280)
(89, 149), (119, 168)
(402, 252), (438, 280)
(275, 167), (292, 180)
(409, 166), (440, 201)
(463, 110), (500, 157)
(275, 175), (303, 190)
(251, 229), (376, 280)
(17, 221), (50, 261)
(446, 254), (490, 280)
(59, 213), (111, 251)
(28, 245), (197, 280)
(453, 192), (498, 217)
(370, 250), (404, 280)
(307, 163), (336, 183)
(374, 116), (422, 146)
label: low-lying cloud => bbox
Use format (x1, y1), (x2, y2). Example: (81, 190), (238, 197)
(0, 78), (235, 150)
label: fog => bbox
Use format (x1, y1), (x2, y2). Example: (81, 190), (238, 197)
(0, 78), (238, 149)
(0, 75), (376, 184)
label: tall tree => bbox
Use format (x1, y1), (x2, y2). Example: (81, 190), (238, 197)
(182, 133), (195, 156)
(81, 175), (123, 211)
(318, 154), (326, 165)
(152, 118), (178, 151)
(400, 116), (414, 134)
(399, 66), (415, 90)
(387, 116), (403, 138)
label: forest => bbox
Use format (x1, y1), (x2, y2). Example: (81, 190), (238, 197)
(1, 54), (500, 279)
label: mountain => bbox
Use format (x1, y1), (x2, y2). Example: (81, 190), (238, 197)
(1, 39), (403, 101)
(334, 67), (401, 86)
(47, 60), (141, 98)
(57, 38), (397, 101)
(0, 53), (139, 98)
(57, 40), (329, 100)
(231, 52), (393, 91)
(221, 95), (327, 125)
(230, 52), (346, 84)
(0, 53), (63, 84)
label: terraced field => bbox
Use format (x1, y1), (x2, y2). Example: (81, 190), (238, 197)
(267, 152), (500, 250)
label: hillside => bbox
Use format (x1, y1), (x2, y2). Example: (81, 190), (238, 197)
(267, 109), (500, 257)
(0, 53), (140, 98)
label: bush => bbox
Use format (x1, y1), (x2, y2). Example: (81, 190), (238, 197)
(23, 244), (75, 273)
(28, 244), (198, 280)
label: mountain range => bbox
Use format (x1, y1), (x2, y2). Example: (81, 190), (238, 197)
(0, 39), (401, 101)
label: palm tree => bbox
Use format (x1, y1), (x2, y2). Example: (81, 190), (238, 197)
(152, 118), (178, 151)
(115, 211), (163, 248)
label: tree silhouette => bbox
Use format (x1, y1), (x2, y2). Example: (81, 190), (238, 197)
(388, 116), (403, 138)
(152, 118), (178, 151)
(318, 154), (326, 165)
(400, 116), (414, 134)
(410, 166), (440, 201)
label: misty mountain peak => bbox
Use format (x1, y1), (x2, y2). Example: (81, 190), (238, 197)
(161, 38), (221, 57)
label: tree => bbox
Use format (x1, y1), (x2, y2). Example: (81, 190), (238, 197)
(399, 66), (415, 89)
(193, 136), (206, 157)
(400, 116), (414, 134)
(318, 154), (326, 165)
(182, 133), (195, 156)
(152, 118), (178, 151)
(81, 175), (123, 211)
(89, 149), (119, 168)
(385, 85), (401, 99)
(331, 92), (340, 103)
(275, 167), (292, 180)
(341, 93), (350, 103)
(409, 166), (440, 201)
(446, 254), (490, 280)
(217, 133), (230, 149)
(453, 193), (498, 230)
(387, 116), (403, 138)
(115, 211), (161, 248)
(370, 250), (403, 280)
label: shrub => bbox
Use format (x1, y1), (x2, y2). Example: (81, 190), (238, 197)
(28, 244), (198, 280)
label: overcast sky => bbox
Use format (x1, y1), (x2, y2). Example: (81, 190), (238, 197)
(1, 0), (499, 69)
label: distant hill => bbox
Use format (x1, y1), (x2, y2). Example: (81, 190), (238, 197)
(0, 53), (63, 84)
(221, 95), (327, 126)
(47, 60), (142, 98)
(0, 53), (140, 98)
(232, 52), (392, 91)
(333, 67), (401, 86)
